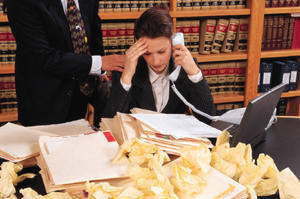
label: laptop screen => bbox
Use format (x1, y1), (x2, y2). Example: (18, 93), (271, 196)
(231, 83), (286, 147)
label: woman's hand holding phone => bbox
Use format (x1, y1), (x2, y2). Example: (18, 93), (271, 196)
(121, 39), (148, 85)
(173, 44), (200, 76)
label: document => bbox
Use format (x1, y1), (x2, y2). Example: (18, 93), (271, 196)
(0, 123), (56, 162)
(130, 114), (221, 139)
(39, 131), (128, 185)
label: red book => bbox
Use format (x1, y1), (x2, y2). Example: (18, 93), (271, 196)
(292, 18), (300, 49)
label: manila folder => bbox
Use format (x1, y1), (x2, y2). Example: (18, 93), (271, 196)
(39, 131), (128, 185)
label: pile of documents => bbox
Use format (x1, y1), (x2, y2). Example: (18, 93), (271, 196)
(0, 119), (93, 163)
(37, 131), (129, 193)
(100, 108), (221, 155)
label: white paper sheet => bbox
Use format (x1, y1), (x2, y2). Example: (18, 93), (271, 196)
(215, 108), (246, 125)
(130, 114), (221, 139)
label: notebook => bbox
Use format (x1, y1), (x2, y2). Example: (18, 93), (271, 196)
(211, 83), (286, 147)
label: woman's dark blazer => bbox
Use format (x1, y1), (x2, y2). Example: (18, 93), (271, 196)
(104, 57), (216, 124)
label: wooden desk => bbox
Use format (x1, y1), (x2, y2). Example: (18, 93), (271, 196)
(1, 117), (300, 199)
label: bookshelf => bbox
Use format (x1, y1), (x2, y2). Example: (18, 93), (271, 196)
(1, 0), (300, 123)
(0, 112), (17, 123)
(0, 64), (14, 74)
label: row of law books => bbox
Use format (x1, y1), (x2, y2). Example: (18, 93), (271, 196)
(265, 0), (300, 7)
(0, 26), (16, 67)
(102, 22), (135, 55)
(101, 17), (249, 56)
(258, 59), (299, 93)
(98, 0), (170, 12)
(179, 17), (249, 55)
(176, 0), (247, 10)
(0, 74), (17, 113)
(262, 15), (296, 50)
(201, 61), (246, 96)
(0, 26), (16, 66)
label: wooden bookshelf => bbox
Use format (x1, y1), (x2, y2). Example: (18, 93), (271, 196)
(0, 14), (7, 23)
(169, 8), (250, 18)
(0, 64), (14, 74)
(264, 7), (300, 14)
(0, 112), (18, 122)
(281, 90), (300, 98)
(195, 52), (248, 63)
(99, 12), (143, 20)
(261, 49), (300, 59)
(213, 94), (244, 104)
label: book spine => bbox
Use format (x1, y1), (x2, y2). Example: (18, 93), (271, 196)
(282, 16), (290, 49)
(234, 18), (249, 52)
(199, 19), (216, 54)
(272, 61), (291, 92)
(260, 62), (273, 92)
(182, 0), (193, 10)
(287, 17), (295, 49)
(227, 0), (236, 8)
(221, 18), (239, 53)
(209, 64), (219, 95)
(286, 60), (299, 91)
(190, 20), (200, 55)
(216, 63), (227, 95)
(265, 0), (272, 7)
(292, 18), (300, 49)
(192, 0), (201, 9)
(271, 15), (279, 49)
(276, 15), (284, 49)
(131, 0), (139, 11)
(225, 62), (236, 94)
(201, 0), (210, 9)
(218, 0), (227, 8)
(182, 20), (192, 51)
(234, 61), (246, 94)
(211, 19), (229, 54)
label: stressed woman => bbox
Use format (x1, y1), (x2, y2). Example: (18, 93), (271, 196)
(104, 6), (215, 123)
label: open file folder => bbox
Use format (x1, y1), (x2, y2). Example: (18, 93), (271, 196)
(38, 131), (128, 186)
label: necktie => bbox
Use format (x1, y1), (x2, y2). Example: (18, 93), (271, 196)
(66, 0), (95, 97)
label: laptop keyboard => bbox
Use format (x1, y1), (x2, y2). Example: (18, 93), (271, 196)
(225, 124), (240, 136)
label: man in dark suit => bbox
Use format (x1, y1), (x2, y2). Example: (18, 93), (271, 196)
(7, 0), (125, 126)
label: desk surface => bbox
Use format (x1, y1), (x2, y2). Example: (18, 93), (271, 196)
(254, 117), (300, 179)
(1, 117), (299, 199)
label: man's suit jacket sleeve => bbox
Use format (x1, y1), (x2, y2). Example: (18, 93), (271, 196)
(7, 0), (99, 80)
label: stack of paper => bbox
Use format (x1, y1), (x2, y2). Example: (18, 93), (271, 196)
(100, 108), (220, 155)
(0, 123), (56, 162)
(37, 131), (128, 193)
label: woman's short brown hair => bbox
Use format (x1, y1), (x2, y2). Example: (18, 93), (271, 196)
(134, 6), (173, 40)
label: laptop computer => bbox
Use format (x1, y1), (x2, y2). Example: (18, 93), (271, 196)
(211, 83), (286, 147)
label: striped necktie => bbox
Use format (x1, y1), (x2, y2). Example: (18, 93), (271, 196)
(66, 0), (95, 97)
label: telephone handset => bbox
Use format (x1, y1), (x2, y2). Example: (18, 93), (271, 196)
(169, 32), (185, 82)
